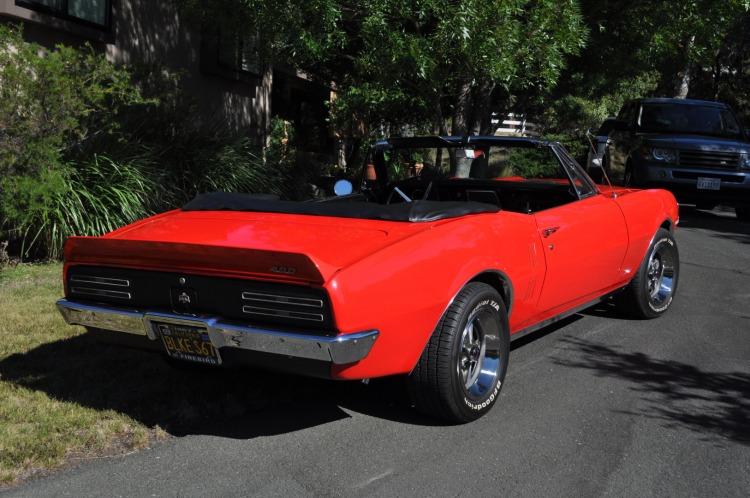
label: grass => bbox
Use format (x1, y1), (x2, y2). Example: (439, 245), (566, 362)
(0, 262), (368, 488)
(0, 263), (155, 485)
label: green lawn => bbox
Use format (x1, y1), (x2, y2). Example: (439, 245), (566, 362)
(0, 263), (342, 487)
(0, 264), (155, 485)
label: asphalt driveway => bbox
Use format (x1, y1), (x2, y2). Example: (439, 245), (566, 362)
(4, 206), (750, 497)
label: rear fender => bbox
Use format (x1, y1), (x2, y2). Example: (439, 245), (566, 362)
(615, 189), (679, 275)
(327, 213), (541, 379)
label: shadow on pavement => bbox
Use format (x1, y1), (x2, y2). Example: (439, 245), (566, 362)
(552, 336), (750, 446)
(0, 332), (438, 440)
(677, 206), (750, 245)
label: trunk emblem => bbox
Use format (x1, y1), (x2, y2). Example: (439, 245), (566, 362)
(270, 266), (296, 275)
(178, 292), (192, 305)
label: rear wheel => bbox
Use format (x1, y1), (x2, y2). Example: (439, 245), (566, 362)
(408, 282), (509, 423)
(617, 228), (679, 318)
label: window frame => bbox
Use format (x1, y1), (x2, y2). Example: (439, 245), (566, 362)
(216, 28), (262, 76)
(200, 25), (262, 84)
(15, 0), (112, 30)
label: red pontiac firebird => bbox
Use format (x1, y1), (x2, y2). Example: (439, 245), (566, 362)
(57, 136), (680, 423)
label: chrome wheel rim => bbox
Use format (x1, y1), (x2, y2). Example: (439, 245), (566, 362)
(457, 309), (501, 399)
(646, 240), (677, 309)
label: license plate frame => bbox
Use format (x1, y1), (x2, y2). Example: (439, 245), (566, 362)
(156, 321), (221, 365)
(696, 177), (721, 190)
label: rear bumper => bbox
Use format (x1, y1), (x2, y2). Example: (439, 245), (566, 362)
(56, 299), (378, 365)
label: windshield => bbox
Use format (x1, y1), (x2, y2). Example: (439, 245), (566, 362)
(375, 144), (565, 182)
(368, 142), (596, 197)
(638, 104), (742, 139)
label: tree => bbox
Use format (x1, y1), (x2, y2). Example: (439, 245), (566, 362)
(554, 0), (750, 103)
(182, 0), (586, 137)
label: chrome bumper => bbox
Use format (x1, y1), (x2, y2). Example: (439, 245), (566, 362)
(56, 299), (378, 365)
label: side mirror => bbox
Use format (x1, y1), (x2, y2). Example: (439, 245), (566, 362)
(333, 179), (353, 196)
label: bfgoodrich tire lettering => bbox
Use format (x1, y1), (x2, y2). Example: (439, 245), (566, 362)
(408, 282), (510, 423)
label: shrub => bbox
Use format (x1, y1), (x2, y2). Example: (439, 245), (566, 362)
(0, 156), (157, 260)
(0, 25), (143, 179)
(0, 26), (305, 261)
(0, 24), (148, 259)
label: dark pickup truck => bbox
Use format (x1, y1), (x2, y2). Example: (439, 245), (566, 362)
(606, 98), (750, 220)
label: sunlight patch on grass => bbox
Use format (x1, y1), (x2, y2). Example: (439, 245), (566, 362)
(0, 264), (153, 485)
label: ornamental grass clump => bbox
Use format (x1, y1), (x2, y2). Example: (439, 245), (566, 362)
(0, 25), (300, 261)
(0, 25), (147, 259)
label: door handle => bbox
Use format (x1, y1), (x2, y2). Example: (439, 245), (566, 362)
(542, 226), (559, 238)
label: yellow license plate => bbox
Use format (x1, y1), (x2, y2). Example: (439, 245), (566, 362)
(156, 322), (220, 365)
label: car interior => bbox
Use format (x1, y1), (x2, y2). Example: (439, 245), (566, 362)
(360, 142), (588, 214)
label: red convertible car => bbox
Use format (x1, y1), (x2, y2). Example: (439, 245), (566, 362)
(57, 136), (680, 423)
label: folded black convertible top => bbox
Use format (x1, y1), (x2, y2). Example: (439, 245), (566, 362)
(182, 192), (499, 222)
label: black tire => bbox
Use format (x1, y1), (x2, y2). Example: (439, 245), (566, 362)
(736, 206), (750, 222)
(617, 228), (679, 319)
(408, 282), (510, 423)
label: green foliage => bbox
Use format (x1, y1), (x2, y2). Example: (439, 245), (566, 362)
(0, 156), (156, 260)
(0, 26), (300, 260)
(183, 0), (586, 136)
(0, 24), (144, 179)
(504, 147), (562, 179)
(0, 24), (151, 259)
(553, 1), (750, 107)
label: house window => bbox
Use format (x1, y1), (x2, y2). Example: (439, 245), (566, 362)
(217, 30), (261, 75)
(200, 26), (262, 83)
(16, 0), (110, 28)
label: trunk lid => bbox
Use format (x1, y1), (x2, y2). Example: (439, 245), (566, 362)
(66, 210), (432, 284)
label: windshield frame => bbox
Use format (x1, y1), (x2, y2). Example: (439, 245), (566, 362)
(362, 136), (599, 201)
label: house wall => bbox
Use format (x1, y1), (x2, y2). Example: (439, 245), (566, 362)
(0, 0), (270, 136)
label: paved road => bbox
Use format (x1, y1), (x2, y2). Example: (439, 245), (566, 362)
(6, 207), (750, 497)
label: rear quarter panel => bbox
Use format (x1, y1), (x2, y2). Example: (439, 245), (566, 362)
(614, 188), (679, 274)
(327, 212), (544, 379)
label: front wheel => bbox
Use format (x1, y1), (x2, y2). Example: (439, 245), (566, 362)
(408, 282), (510, 423)
(616, 228), (679, 318)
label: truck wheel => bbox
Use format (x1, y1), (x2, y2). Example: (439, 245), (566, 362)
(617, 228), (679, 318)
(408, 282), (510, 423)
(736, 206), (750, 222)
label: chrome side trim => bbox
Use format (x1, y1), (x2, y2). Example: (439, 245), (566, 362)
(56, 299), (377, 365)
(509, 288), (626, 342)
(241, 291), (323, 308)
(70, 276), (130, 287)
(241, 305), (324, 322)
(70, 287), (132, 300)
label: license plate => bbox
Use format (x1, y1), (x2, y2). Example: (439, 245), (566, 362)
(156, 322), (221, 365)
(697, 177), (721, 190)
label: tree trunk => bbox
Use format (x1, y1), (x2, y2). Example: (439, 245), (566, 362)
(674, 35), (695, 99)
(675, 63), (691, 99)
(259, 64), (273, 146)
(452, 79), (473, 136)
(470, 79), (496, 135)
(432, 94), (449, 136)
